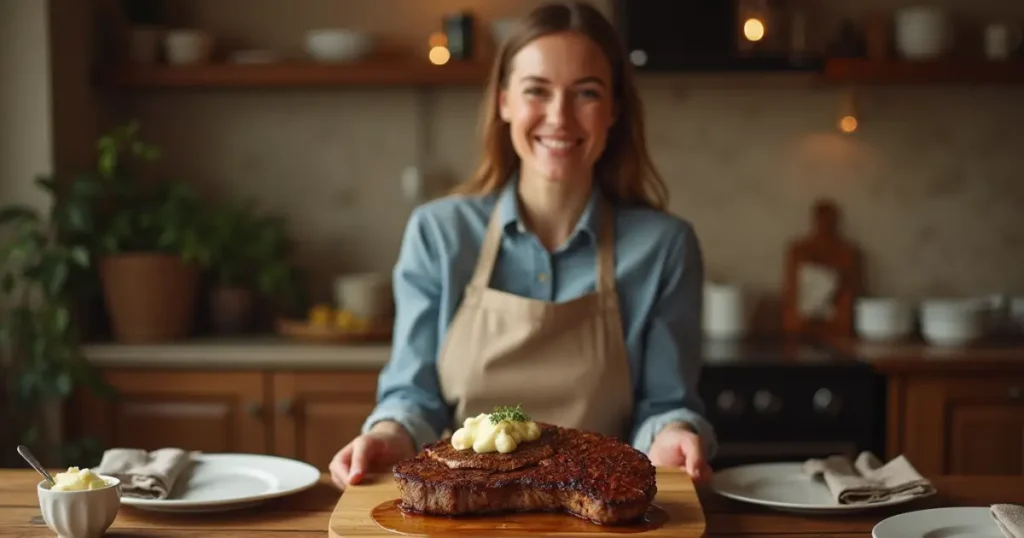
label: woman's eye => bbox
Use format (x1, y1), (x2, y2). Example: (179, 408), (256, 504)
(523, 87), (546, 97)
(578, 88), (601, 99)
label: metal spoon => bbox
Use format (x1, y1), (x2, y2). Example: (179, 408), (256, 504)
(17, 445), (55, 485)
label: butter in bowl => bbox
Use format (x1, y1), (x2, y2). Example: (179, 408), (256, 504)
(37, 467), (122, 538)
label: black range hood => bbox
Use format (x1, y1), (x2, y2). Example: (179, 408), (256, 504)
(612, 0), (823, 73)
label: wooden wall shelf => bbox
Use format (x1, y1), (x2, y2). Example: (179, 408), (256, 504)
(94, 58), (1024, 89)
(824, 58), (1024, 85)
(96, 59), (492, 89)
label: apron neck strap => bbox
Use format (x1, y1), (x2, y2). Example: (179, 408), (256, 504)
(470, 202), (507, 287)
(471, 191), (617, 294)
(595, 198), (616, 293)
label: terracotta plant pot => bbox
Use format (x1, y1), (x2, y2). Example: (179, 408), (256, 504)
(209, 285), (255, 334)
(99, 253), (199, 343)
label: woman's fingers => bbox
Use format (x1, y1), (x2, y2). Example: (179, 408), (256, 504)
(329, 443), (355, 489)
(679, 432), (709, 482)
(348, 436), (376, 484)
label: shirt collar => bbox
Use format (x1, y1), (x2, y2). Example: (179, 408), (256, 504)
(498, 170), (602, 244)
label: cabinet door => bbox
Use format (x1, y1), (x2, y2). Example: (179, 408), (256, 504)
(271, 370), (380, 470)
(901, 376), (1024, 475)
(74, 369), (268, 454)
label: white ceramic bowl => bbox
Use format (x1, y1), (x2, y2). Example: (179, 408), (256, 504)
(1010, 297), (1024, 333)
(304, 29), (373, 62)
(855, 297), (914, 342)
(164, 29), (212, 66)
(333, 272), (393, 320)
(895, 6), (950, 60)
(38, 475), (122, 538)
(920, 299), (984, 347)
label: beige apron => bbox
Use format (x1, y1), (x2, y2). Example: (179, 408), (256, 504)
(437, 196), (634, 439)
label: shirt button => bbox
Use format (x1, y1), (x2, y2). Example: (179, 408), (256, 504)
(537, 273), (548, 282)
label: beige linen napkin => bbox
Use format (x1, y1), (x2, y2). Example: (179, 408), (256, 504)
(803, 451), (936, 504)
(992, 504), (1024, 538)
(94, 447), (194, 500)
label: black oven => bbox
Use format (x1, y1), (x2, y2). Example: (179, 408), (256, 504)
(697, 342), (886, 470)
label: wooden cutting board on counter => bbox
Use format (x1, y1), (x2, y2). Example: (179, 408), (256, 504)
(782, 198), (862, 341)
(327, 466), (705, 537)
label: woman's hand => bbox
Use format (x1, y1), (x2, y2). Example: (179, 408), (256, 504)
(329, 421), (416, 489)
(648, 422), (713, 483)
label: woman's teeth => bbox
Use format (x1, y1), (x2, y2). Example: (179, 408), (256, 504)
(537, 137), (577, 150)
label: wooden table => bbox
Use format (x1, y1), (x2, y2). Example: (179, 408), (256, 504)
(1, 470), (1021, 536)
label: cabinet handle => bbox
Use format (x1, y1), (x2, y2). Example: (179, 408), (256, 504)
(1010, 387), (1022, 400)
(246, 401), (262, 418)
(276, 399), (294, 415)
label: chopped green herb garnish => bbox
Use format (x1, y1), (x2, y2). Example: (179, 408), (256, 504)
(490, 404), (530, 424)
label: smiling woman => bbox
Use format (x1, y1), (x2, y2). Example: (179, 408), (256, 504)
(455, 2), (668, 215)
(329, 1), (717, 492)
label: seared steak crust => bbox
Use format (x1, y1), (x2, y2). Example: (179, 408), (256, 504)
(423, 426), (556, 471)
(393, 424), (657, 525)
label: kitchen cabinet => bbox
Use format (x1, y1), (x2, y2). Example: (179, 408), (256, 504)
(70, 368), (381, 471)
(887, 373), (1024, 476)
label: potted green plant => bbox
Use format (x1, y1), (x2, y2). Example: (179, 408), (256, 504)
(81, 121), (212, 343)
(205, 200), (306, 334)
(0, 175), (114, 467)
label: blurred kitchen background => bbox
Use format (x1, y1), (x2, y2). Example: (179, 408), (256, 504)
(6, 0), (1023, 319)
(2, 0), (1023, 472)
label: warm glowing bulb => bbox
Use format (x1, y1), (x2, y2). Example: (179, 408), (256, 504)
(428, 32), (447, 48)
(839, 115), (858, 133)
(743, 18), (765, 41)
(429, 46), (450, 65)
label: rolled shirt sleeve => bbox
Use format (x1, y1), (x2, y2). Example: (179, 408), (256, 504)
(361, 207), (452, 450)
(630, 223), (718, 461)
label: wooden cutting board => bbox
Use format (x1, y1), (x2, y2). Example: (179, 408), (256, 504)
(327, 466), (705, 537)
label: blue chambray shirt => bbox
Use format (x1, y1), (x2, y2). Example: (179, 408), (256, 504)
(361, 175), (718, 461)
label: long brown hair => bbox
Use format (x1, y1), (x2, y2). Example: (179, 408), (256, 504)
(450, 1), (669, 210)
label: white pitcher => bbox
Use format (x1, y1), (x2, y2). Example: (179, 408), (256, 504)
(703, 282), (749, 340)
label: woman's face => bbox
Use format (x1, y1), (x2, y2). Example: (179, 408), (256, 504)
(499, 31), (616, 187)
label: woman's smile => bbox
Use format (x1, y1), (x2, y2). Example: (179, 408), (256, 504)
(534, 134), (583, 158)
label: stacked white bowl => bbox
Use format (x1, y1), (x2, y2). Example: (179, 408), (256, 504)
(305, 29), (373, 62)
(855, 297), (915, 343)
(919, 299), (985, 347)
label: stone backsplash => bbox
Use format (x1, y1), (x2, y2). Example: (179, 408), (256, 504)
(111, 83), (1024, 306)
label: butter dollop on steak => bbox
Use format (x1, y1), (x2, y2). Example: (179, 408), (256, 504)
(424, 425), (557, 471)
(393, 424), (657, 525)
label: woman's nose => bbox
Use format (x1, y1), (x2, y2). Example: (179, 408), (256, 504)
(545, 93), (573, 125)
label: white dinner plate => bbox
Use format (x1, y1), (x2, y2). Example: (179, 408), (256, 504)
(873, 507), (1004, 537)
(121, 453), (321, 513)
(710, 462), (934, 514)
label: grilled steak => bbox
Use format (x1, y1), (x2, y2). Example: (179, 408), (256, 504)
(424, 426), (557, 471)
(393, 424), (657, 525)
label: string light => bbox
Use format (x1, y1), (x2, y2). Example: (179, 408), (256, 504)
(427, 32), (450, 65)
(837, 89), (859, 134)
(743, 18), (765, 41)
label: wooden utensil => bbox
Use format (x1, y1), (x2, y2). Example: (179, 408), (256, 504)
(328, 467), (705, 537)
(782, 198), (862, 341)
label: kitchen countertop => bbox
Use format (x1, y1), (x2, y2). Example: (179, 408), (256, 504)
(81, 335), (1024, 372)
(82, 336), (392, 370)
(829, 338), (1024, 373)
(1, 470), (1021, 537)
